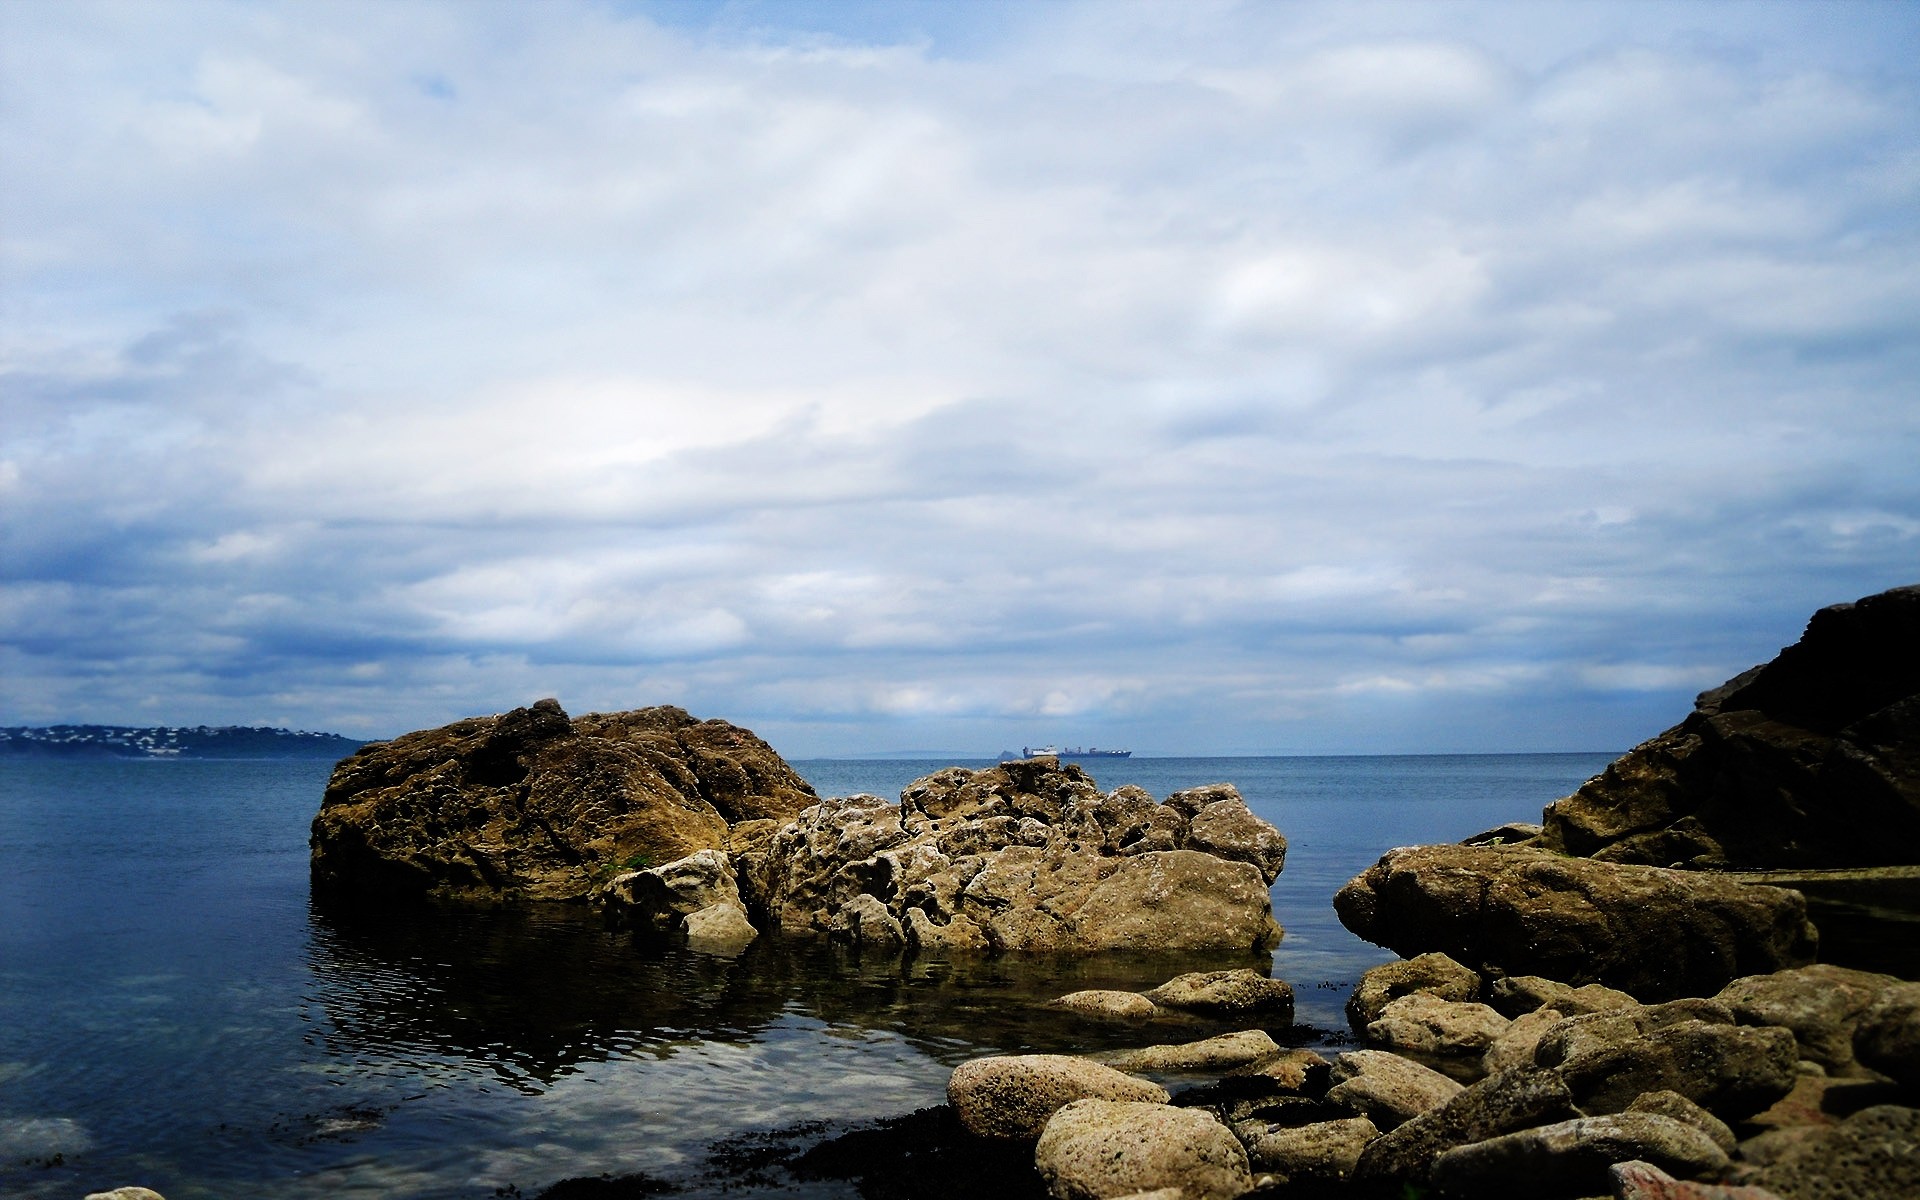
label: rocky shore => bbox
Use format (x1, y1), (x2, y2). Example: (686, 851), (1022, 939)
(290, 584), (1920, 1200)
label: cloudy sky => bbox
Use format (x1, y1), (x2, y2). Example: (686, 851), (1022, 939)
(2, 1), (1916, 756)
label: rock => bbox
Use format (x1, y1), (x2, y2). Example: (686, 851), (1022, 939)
(1323, 1049), (1464, 1130)
(1051, 990), (1158, 1021)
(606, 849), (747, 929)
(1747, 1104), (1920, 1200)
(1540, 585), (1920, 869)
(83, 1191), (168, 1200)
(1429, 1113), (1730, 1197)
(311, 701), (816, 902)
(1181, 790), (1289, 882)
(1346, 952), (1481, 1033)
(1610, 1159), (1785, 1200)
(1625, 1091), (1736, 1154)
(1245, 1115), (1379, 1184)
(1142, 969), (1294, 1021)
(1535, 1007), (1799, 1120)
(1233, 1048), (1331, 1093)
(1483, 1006), (1568, 1074)
(1715, 964), (1902, 1072)
(1353, 1065), (1579, 1185)
(744, 760), (1286, 956)
(1035, 1099), (1253, 1200)
(830, 892), (906, 949)
(1101, 1030), (1282, 1074)
(1333, 843), (1818, 1001)
(682, 900), (757, 952)
(1366, 992), (1511, 1059)
(1852, 980), (1920, 1088)
(1490, 975), (1641, 1018)
(947, 1055), (1170, 1141)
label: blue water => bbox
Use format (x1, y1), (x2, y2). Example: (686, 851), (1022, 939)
(0, 753), (1613, 1198)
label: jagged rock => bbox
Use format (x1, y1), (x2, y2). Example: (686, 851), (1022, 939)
(1035, 1099), (1253, 1200)
(830, 892), (906, 949)
(1142, 969), (1294, 1021)
(1746, 1104), (1920, 1200)
(311, 700), (816, 901)
(1244, 1115), (1378, 1184)
(1366, 992), (1511, 1060)
(1346, 952), (1481, 1033)
(741, 761), (1286, 956)
(1714, 964), (1904, 1073)
(1853, 981), (1920, 1088)
(947, 1055), (1170, 1141)
(1540, 585), (1920, 869)
(1429, 1113), (1730, 1197)
(1535, 1005), (1799, 1120)
(1483, 1006), (1568, 1074)
(1100, 1030), (1282, 1074)
(606, 849), (742, 927)
(1051, 990), (1158, 1021)
(1490, 975), (1641, 1018)
(1611, 1160), (1785, 1199)
(1353, 1065), (1579, 1185)
(1333, 843), (1817, 1001)
(1323, 1049), (1463, 1130)
(1625, 1091), (1736, 1154)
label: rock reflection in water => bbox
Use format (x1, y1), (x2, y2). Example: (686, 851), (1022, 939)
(306, 895), (1284, 1095)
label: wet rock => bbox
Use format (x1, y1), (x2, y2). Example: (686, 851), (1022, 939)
(1626, 1090), (1736, 1154)
(1490, 975), (1641, 1018)
(745, 760), (1286, 956)
(1323, 1049), (1463, 1130)
(1050, 990), (1158, 1021)
(1482, 1006), (1568, 1074)
(1244, 1115), (1379, 1184)
(311, 701), (815, 902)
(947, 1055), (1170, 1141)
(1353, 1065), (1579, 1185)
(830, 892), (906, 950)
(1346, 951), (1480, 1033)
(1429, 1112), (1730, 1198)
(1233, 1048), (1332, 1093)
(682, 900), (757, 952)
(1714, 964), (1903, 1073)
(1035, 1098), (1252, 1200)
(1610, 1159), (1785, 1200)
(1333, 843), (1817, 1001)
(1100, 1030), (1282, 1074)
(1540, 585), (1920, 869)
(1142, 968), (1294, 1021)
(1852, 980), (1920, 1088)
(1366, 992), (1511, 1059)
(1536, 1007), (1799, 1120)
(1746, 1104), (1920, 1200)
(605, 849), (756, 943)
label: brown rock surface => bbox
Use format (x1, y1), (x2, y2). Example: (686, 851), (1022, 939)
(311, 700), (815, 901)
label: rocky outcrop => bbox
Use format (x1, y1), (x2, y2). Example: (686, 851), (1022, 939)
(736, 758), (1286, 956)
(311, 700), (815, 902)
(1333, 843), (1817, 1001)
(1541, 584), (1920, 869)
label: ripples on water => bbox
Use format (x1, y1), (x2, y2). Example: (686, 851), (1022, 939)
(0, 753), (1615, 1198)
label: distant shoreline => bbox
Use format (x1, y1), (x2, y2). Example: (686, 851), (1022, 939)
(0, 723), (363, 761)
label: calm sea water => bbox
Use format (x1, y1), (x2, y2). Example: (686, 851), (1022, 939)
(0, 753), (1613, 1199)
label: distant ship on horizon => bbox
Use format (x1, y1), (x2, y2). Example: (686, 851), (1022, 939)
(1010, 744), (1132, 760)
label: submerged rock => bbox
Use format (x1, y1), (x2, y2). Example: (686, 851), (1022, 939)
(1333, 843), (1817, 1001)
(311, 700), (815, 902)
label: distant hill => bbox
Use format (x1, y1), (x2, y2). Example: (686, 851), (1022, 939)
(0, 723), (364, 760)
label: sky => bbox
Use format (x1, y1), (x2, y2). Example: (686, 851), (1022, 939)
(2, 0), (1916, 757)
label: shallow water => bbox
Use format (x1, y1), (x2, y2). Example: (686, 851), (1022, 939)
(0, 753), (1614, 1198)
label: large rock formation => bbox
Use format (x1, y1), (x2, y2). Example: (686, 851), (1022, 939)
(1333, 843), (1817, 1001)
(311, 700), (816, 901)
(1542, 584), (1920, 868)
(733, 757), (1287, 956)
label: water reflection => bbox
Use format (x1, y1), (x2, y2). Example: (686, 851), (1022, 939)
(306, 896), (1284, 1093)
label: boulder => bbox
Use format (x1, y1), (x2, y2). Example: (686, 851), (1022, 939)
(1101, 1030), (1282, 1075)
(1714, 963), (1903, 1073)
(1333, 843), (1817, 1001)
(742, 761), (1286, 956)
(1323, 1049), (1463, 1130)
(1050, 990), (1158, 1021)
(84, 1191), (167, 1200)
(1142, 969), (1294, 1021)
(1353, 1065), (1579, 1185)
(681, 900), (757, 952)
(1366, 992), (1511, 1059)
(605, 849), (747, 929)
(1611, 1160), (1785, 1200)
(1490, 975), (1640, 1018)
(1035, 1099), (1252, 1200)
(1346, 952), (1481, 1033)
(1483, 1006), (1568, 1075)
(1746, 1104), (1920, 1200)
(1232, 1048), (1331, 1093)
(947, 1055), (1170, 1141)
(1429, 1112), (1730, 1198)
(1244, 1116), (1379, 1184)
(1852, 981), (1920, 1088)
(311, 701), (816, 902)
(1539, 584), (1920, 869)
(1535, 1007), (1799, 1120)
(1625, 1091), (1736, 1154)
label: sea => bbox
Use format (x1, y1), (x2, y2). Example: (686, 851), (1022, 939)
(0, 752), (1616, 1199)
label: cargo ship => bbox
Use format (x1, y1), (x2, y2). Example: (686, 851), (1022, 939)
(1013, 744), (1132, 760)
